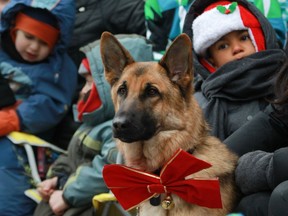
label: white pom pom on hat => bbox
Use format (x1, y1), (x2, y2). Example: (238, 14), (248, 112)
(192, 1), (265, 56)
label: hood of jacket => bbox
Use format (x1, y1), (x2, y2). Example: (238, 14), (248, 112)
(0, 0), (75, 53)
(80, 34), (154, 126)
(183, 0), (280, 80)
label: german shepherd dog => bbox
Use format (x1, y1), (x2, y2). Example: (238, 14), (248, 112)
(100, 32), (239, 216)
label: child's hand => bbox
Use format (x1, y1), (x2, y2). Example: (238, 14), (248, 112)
(49, 190), (69, 216)
(37, 176), (58, 200)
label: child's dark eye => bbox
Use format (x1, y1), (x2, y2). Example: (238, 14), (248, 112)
(241, 34), (250, 41)
(218, 43), (228, 50)
(25, 34), (34, 40)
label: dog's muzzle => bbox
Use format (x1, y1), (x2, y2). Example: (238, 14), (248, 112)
(112, 111), (157, 143)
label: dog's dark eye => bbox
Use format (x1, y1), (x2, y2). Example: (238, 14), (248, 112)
(146, 87), (159, 97)
(117, 86), (127, 96)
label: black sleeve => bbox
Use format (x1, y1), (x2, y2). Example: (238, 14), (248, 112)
(0, 73), (16, 109)
(236, 146), (288, 194)
(235, 150), (273, 194)
(224, 105), (288, 156)
(271, 147), (288, 188)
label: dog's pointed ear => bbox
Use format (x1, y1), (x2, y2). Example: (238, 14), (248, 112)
(100, 32), (135, 86)
(159, 33), (193, 88)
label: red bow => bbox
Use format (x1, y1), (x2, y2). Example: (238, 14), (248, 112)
(103, 149), (222, 210)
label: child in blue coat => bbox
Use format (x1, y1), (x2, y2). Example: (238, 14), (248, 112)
(0, 0), (77, 215)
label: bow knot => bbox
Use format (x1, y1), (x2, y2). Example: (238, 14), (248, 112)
(147, 184), (167, 194)
(103, 149), (222, 211)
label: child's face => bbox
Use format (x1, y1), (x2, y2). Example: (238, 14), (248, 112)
(14, 30), (51, 63)
(78, 73), (94, 102)
(207, 30), (256, 68)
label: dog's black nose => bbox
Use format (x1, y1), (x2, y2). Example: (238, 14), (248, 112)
(112, 116), (137, 142)
(113, 116), (128, 130)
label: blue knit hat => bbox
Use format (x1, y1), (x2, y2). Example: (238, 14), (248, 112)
(21, 7), (59, 29)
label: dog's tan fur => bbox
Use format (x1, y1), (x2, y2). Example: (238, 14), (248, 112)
(100, 32), (239, 216)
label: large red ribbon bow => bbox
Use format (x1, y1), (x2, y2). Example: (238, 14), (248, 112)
(103, 149), (222, 210)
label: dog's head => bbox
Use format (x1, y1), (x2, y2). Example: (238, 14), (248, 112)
(100, 32), (194, 143)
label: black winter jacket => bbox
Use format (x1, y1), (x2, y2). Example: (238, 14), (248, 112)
(224, 105), (288, 156)
(68, 0), (146, 67)
(224, 105), (288, 194)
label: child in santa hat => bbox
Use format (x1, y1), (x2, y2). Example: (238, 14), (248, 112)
(183, 0), (287, 141)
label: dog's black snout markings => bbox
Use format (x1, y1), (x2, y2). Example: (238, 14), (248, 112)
(112, 116), (128, 131)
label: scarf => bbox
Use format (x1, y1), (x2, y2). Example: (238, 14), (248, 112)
(199, 49), (287, 140)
